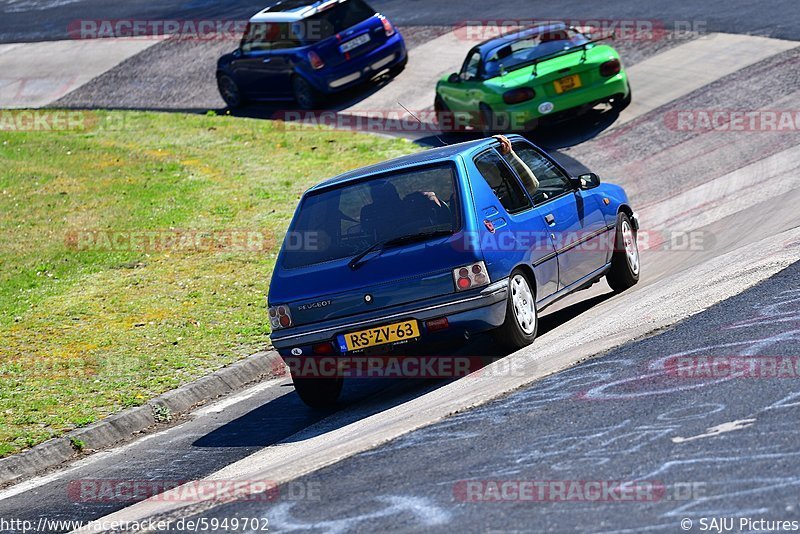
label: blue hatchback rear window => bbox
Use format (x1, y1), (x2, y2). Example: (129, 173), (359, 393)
(282, 163), (460, 269)
(304, 0), (377, 41)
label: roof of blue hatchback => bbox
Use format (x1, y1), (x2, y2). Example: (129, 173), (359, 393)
(250, 0), (334, 23)
(308, 137), (499, 192)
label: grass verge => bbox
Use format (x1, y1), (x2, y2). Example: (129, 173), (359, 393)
(0, 110), (417, 457)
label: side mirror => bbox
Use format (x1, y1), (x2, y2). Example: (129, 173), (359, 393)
(448, 73), (461, 83)
(233, 48), (243, 58)
(571, 172), (601, 190)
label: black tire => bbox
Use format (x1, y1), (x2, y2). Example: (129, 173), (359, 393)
(612, 82), (632, 112)
(389, 56), (407, 77)
(606, 212), (640, 292)
(434, 94), (464, 133)
(292, 375), (343, 409)
(292, 76), (323, 110)
(217, 73), (244, 109)
(494, 269), (538, 351)
(479, 103), (496, 135)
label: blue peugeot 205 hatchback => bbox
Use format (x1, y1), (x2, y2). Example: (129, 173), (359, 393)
(216, 0), (407, 109)
(269, 135), (640, 407)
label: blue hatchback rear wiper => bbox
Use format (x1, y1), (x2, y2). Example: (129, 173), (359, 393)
(348, 230), (453, 271)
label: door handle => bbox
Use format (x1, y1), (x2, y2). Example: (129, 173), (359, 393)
(545, 214), (556, 225)
(262, 58), (272, 64)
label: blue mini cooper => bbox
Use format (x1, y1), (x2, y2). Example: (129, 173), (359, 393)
(269, 135), (640, 407)
(216, 0), (407, 109)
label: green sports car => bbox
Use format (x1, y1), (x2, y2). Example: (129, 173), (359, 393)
(434, 23), (631, 132)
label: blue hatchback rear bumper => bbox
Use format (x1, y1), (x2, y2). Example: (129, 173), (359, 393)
(308, 34), (407, 94)
(271, 278), (508, 358)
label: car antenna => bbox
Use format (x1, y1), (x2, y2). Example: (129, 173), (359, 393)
(398, 102), (448, 147)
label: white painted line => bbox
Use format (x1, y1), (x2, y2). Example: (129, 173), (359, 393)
(193, 379), (288, 416)
(0, 430), (170, 502)
(0, 38), (163, 108)
(0, 377), (290, 499)
(671, 419), (756, 443)
(71, 223), (800, 532)
(618, 33), (798, 125)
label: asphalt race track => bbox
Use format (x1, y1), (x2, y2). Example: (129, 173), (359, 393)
(1, 0), (799, 533)
(159, 262), (800, 533)
(1, 0), (798, 42)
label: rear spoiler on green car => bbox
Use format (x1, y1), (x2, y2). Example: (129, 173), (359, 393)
(498, 33), (617, 79)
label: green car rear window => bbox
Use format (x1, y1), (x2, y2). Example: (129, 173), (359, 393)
(484, 29), (589, 78)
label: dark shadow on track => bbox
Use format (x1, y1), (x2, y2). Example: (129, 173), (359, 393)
(538, 290), (616, 336)
(219, 69), (407, 121)
(417, 106), (622, 150)
(193, 286), (617, 449)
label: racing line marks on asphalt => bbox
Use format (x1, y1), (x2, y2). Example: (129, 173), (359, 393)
(268, 495), (451, 533)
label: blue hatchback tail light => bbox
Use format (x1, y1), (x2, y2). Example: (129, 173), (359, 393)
(453, 262), (490, 291)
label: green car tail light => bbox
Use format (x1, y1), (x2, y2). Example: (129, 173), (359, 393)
(600, 58), (621, 77)
(503, 87), (536, 105)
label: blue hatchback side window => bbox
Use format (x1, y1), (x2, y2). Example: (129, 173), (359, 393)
(504, 144), (572, 205)
(241, 23), (271, 53)
(474, 150), (531, 214)
(270, 23), (303, 50)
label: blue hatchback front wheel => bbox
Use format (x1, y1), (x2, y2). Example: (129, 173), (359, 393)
(217, 74), (243, 109)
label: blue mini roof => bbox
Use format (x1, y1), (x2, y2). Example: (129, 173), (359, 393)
(251, 0), (333, 23)
(308, 137), (507, 192)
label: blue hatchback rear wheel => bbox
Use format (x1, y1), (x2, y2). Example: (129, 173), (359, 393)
(495, 269), (538, 350)
(606, 212), (640, 292)
(292, 76), (323, 110)
(292, 374), (342, 409)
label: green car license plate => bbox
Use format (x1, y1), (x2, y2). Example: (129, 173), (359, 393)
(554, 74), (582, 94)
